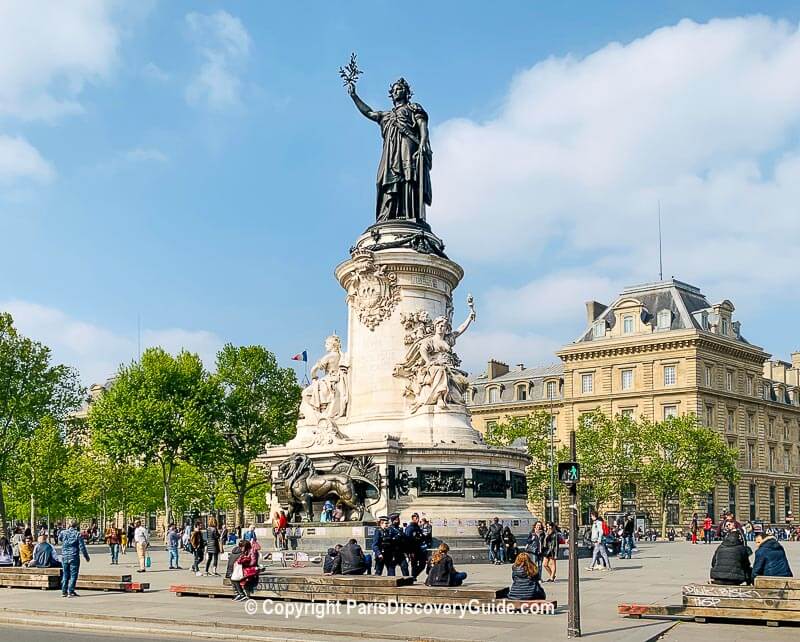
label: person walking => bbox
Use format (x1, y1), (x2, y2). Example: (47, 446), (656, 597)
(133, 519), (150, 573)
(190, 522), (206, 576)
(542, 522), (559, 582)
(10, 527), (24, 567)
(690, 513), (699, 545)
(389, 513), (410, 576)
(105, 522), (122, 564)
(126, 521), (136, 550)
(587, 510), (611, 571)
(486, 517), (503, 564)
(205, 516), (221, 576)
(58, 520), (90, 597)
(526, 521), (545, 567)
(166, 523), (181, 569)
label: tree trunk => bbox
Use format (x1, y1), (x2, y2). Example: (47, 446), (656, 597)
(161, 460), (174, 527)
(0, 481), (8, 538)
(661, 495), (668, 539)
(234, 465), (248, 529)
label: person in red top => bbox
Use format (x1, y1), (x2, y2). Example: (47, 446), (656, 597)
(703, 514), (713, 544)
(277, 511), (288, 550)
(231, 539), (260, 601)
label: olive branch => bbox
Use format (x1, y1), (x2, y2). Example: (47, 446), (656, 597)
(338, 52), (363, 89)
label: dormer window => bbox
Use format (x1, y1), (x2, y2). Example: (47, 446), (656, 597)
(515, 385), (527, 401)
(623, 316), (634, 334)
(722, 318), (730, 336)
(657, 309), (672, 330)
(488, 387), (499, 404)
(546, 380), (558, 400)
(592, 321), (605, 339)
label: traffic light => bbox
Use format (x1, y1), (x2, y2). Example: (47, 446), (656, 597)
(558, 461), (580, 485)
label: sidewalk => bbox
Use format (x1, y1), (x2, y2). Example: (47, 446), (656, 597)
(1, 541), (796, 641)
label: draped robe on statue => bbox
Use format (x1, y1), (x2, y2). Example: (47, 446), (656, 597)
(375, 102), (432, 222)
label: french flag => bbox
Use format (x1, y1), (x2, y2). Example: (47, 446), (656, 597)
(291, 350), (308, 362)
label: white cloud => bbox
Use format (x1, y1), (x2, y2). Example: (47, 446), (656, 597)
(185, 10), (251, 110)
(1, 300), (224, 386)
(0, 0), (119, 121)
(141, 61), (169, 82)
(0, 135), (55, 183)
(123, 146), (168, 163)
(431, 16), (800, 365)
(458, 329), (562, 377)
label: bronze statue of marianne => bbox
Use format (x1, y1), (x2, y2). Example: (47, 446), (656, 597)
(347, 78), (432, 223)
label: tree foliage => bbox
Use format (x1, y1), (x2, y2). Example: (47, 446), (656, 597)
(0, 312), (83, 535)
(212, 344), (300, 527)
(89, 347), (221, 523)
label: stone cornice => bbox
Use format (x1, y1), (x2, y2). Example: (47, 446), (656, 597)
(558, 332), (767, 366)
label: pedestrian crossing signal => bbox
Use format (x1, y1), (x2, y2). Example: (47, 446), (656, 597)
(558, 462), (580, 485)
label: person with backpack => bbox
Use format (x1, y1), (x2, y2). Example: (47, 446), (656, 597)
(190, 522), (206, 576)
(586, 510), (611, 571)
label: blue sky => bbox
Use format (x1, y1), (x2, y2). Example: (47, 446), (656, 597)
(2, 1), (800, 384)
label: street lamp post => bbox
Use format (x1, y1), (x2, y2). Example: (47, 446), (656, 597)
(549, 397), (556, 523)
(567, 430), (582, 638)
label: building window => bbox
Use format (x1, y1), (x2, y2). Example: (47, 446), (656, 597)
(768, 417), (775, 437)
(592, 321), (605, 339)
(621, 482), (636, 508)
(516, 386), (527, 401)
(784, 421), (789, 441)
(621, 369), (633, 391)
(623, 315), (634, 334)
(785, 486), (791, 518)
(705, 366), (713, 387)
(770, 486), (776, 523)
(747, 443), (754, 469)
(784, 448), (791, 473)
(747, 413), (754, 434)
(666, 497), (680, 525)
(769, 447), (776, 471)
(657, 309), (671, 330)
(663, 405), (678, 420)
(722, 318), (730, 335)
(727, 410), (735, 432)
(621, 408), (634, 420)
(747, 376), (754, 396)
(707, 491), (715, 522)
(705, 405), (714, 427)
(581, 373), (593, 394)
(486, 420), (497, 432)
(546, 380), (557, 400)
(726, 371), (733, 392)
(728, 483), (736, 516)
(488, 388), (499, 404)
(664, 365), (676, 386)
(749, 484), (757, 521)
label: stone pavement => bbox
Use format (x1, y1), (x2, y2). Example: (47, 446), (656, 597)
(0, 541), (797, 642)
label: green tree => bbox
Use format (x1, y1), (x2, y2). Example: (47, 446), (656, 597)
(640, 414), (739, 536)
(485, 411), (557, 512)
(213, 344), (300, 527)
(89, 347), (222, 524)
(0, 312), (83, 536)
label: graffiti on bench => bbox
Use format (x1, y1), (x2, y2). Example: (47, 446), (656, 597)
(255, 577), (291, 593)
(683, 585), (762, 599)
(686, 597), (721, 607)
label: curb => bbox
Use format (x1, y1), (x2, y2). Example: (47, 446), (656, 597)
(0, 609), (476, 642)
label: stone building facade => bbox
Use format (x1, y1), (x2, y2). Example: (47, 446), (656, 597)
(467, 279), (800, 528)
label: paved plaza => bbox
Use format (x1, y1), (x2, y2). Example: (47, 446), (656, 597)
(0, 540), (797, 641)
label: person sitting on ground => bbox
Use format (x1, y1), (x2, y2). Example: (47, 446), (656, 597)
(425, 543), (467, 587)
(752, 533), (793, 581)
(29, 534), (60, 568)
(502, 525), (517, 562)
(18, 535), (35, 566)
(0, 537), (13, 566)
(710, 529), (752, 585)
(323, 545), (342, 574)
(231, 539), (260, 601)
(507, 552), (546, 600)
(334, 538), (371, 576)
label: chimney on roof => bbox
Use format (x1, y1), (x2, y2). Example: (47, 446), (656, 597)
(487, 360), (509, 380)
(516, 363), (525, 371)
(792, 352), (800, 370)
(585, 301), (607, 325)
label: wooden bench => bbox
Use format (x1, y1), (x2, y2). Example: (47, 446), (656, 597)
(0, 567), (146, 592)
(173, 573), (556, 612)
(619, 576), (800, 626)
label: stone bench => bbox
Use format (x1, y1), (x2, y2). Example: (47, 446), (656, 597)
(172, 573), (556, 612)
(0, 566), (146, 592)
(619, 576), (800, 626)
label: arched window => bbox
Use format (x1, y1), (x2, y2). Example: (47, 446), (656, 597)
(516, 385), (527, 401)
(487, 387), (499, 404)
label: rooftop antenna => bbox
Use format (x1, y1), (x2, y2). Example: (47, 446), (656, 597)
(658, 199), (663, 281)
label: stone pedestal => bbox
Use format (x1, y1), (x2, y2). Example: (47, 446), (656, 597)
(264, 221), (533, 524)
